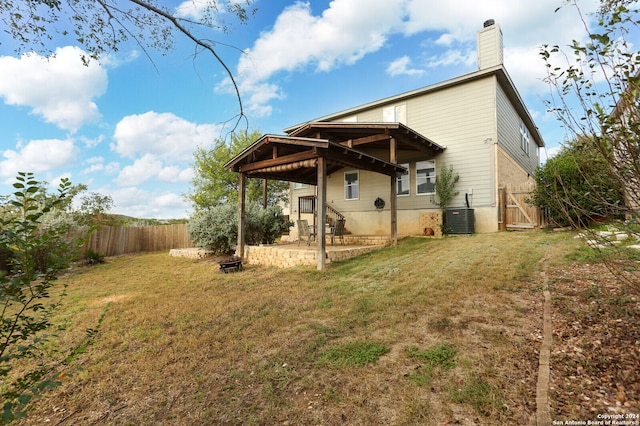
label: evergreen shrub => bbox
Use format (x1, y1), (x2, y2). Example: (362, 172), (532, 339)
(188, 204), (291, 255)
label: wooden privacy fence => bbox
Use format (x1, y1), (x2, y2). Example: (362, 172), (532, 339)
(499, 186), (550, 231)
(75, 224), (192, 257)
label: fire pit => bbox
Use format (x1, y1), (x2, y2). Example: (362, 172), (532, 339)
(218, 256), (243, 273)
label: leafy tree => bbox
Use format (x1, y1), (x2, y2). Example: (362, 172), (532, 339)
(36, 185), (114, 231)
(530, 138), (626, 227)
(599, 0), (636, 13)
(434, 164), (460, 235)
(188, 129), (289, 211)
(246, 204), (291, 246)
(0, 0), (256, 124)
(75, 192), (115, 226)
(188, 203), (238, 254)
(540, 0), (640, 292)
(0, 173), (91, 421)
(51, 183), (88, 212)
(541, 1), (640, 223)
(434, 164), (460, 210)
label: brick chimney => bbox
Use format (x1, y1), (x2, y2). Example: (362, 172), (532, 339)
(477, 19), (503, 69)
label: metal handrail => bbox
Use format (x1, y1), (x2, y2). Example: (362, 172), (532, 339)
(298, 195), (345, 227)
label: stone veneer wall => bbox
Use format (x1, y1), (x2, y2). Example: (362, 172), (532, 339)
(244, 245), (317, 268)
(341, 235), (391, 245)
(169, 248), (214, 259)
(243, 244), (385, 268)
(419, 211), (443, 238)
(497, 146), (535, 190)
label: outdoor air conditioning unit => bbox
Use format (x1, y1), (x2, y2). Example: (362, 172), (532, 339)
(446, 208), (475, 234)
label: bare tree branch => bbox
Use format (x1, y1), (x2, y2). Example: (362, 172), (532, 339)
(126, 0), (245, 131)
(0, 0), (251, 130)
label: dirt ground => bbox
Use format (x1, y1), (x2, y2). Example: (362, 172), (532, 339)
(544, 261), (640, 422)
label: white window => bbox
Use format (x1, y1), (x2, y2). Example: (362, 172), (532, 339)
(293, 182), (309, 189)
(382, 104), (407, 124)
(344, 171), (359, 200)
(396, 163), (410, 196)
(416, 160), (436, 195)
(520, 121), (530, 155)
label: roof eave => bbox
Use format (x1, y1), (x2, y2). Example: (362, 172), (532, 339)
(224, 134), (330, 171)
(288, 121), (446, 154)
(284, 65), (545, 148)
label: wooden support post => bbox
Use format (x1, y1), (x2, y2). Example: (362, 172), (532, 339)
(262, 179), (268, 209)
(499, 187), (507, 231)
(391, 175), (398, 246)
(390, 137), (398, 246)
(317, 156), (327, 270)
(237, 172), (246, 259)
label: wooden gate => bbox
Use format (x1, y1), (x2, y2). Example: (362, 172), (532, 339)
(499, 186), (547, 230)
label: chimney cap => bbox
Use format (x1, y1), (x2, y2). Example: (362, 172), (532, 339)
(483, 19), (495, 28)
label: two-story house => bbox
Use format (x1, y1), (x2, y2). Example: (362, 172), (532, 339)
(226, 20), (545, 262)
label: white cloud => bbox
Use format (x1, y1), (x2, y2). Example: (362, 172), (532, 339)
(435, 33), (456, 47)
(100, 50), (140, 69)
(107, 186), (190, 219)
(157, 166), (194, 183)
(228, 0), (406, 114)
(0, 138), (77, 178)
(175, 0), (210, 20)
(107, 186), (152, 217)
(79, 135), (105, 148)
(387, 56), (424, 77)
(540, 145), (563, 163)
(230, 0), (602, 116)
(105, 162), (120, 175)
(81, 156), (105, 175)
(503, 46), (550, 96)
(156, 192), (187, 209)
(112, 111), (220, 162)
(403, 0), (599, 44)
(116, 154), (193, 187)
(82, 163), (105, 175)
(117, 154), (163, 186)
(0, 46), (107, 132)
(426, 49), (475, 69)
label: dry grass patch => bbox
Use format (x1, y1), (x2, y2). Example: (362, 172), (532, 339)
(15, 232), (583, 425)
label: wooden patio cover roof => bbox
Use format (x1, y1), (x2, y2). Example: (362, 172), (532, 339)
(225, 122), (445, 185)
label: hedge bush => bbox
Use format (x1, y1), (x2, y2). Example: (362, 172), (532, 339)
(188, 204), (291, 255)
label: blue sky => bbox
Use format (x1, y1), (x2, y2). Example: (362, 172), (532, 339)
(0, 0), (602, 219)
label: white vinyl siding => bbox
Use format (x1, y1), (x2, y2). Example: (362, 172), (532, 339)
(327, 76), (508, 208)
(477, 23), (504, 70)
(405, 78), (496, 206)
(496, 84), (539, 175)
(353, 109), (381, 122)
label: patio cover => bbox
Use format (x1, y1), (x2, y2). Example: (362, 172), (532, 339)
(224, 123), (445, 270)
(288, 121), (445, 156)
(225, 134), (408, 185)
